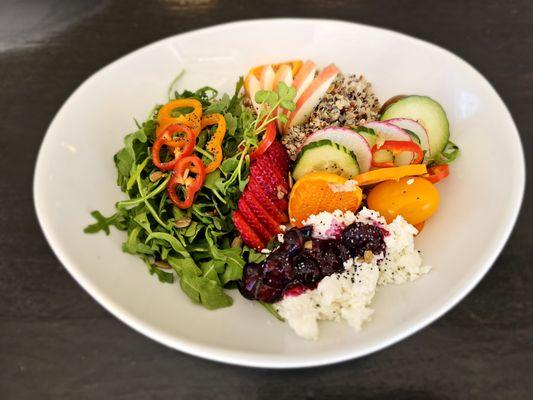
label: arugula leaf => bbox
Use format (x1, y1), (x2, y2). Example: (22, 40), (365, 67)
(84, 211), (126, 234)
(143, 257), (175, 283)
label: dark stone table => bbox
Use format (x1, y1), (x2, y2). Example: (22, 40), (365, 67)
(1, 1), (531, 398)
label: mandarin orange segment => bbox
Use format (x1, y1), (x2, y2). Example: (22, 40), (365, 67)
(288, 172), (363, 227)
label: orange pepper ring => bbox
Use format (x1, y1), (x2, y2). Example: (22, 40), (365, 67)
(156, 98), (202, 137)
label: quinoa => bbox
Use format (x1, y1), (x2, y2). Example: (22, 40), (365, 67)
(282, 74), (381, 158)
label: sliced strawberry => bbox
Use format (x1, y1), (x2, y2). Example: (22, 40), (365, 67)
(246, 179), (288, 223)
(233, 210), (265, 250)
(263, 140), (290, 173)
(242, 190), (282, 234)
(247, 177), (288, 217)
(238, 196), (274, 242)
(250, 163), (289, 201)
(255, 155), (290, 193)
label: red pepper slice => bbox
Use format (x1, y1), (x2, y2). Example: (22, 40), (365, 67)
(424, 164), (450, 184)
(167, 155), (206, 209)
(371, 140), (424, 168)
(250, 121), (277, 160)
(151, 124), (195, 171)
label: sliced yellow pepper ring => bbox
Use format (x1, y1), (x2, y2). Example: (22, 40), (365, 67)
(200, 113), (226, 174)
(156, 98), (202, 137)
(354, 164), (428, 186)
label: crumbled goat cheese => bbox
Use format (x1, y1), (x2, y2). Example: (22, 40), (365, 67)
(275, 208), (430, 339)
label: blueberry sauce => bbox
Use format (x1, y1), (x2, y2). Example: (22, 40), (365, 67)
(238, 222), (386, 303)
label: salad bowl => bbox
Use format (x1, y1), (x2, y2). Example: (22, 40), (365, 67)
(34, 19), (524, 368)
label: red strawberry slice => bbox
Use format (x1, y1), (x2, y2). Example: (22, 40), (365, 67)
(246, 179), (288, 223)
(238, 196), (274, 241)
(250, 163), (289, 199)
(247, 177), (288, 217)
(263, 140), (290, 172)
(233, 210), (265, 250)
(255, 156), (290, 192)
(242, 190), (282, 234)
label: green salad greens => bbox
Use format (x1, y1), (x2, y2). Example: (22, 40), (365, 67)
(84, 77), (295, 311)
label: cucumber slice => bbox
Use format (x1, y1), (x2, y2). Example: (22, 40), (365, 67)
(293, 139), (360, 180)
(381, 96), (450, 157)
(354, 126), (377, 147)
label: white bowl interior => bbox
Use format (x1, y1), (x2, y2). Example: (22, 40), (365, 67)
(34, 19), (524, 368)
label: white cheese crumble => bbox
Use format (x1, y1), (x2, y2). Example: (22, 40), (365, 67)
(275, 207), (430, 340)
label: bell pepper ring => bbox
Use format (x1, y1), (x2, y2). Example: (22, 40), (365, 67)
(151, 124), (195, 171)
(371, 140), (424, 168)
(250, 121), (277, 160)
(354, 164), (428, 186)
(167, 155), (206, 209)
(424, 164), (450, 184)
(156, 98), (202, 137)
(200, 113), (227, 173)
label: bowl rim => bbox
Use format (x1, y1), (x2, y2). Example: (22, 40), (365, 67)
(33, 18), (526, 369)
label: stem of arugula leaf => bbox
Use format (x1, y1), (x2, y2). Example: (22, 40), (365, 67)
(194, 146), (213, 160)
(135, 175), (169, 229)
(117, 175), (170, 208)
(211, 189), (227, 204)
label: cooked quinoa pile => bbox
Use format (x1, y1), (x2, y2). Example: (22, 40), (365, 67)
(282, 74), (381, 158)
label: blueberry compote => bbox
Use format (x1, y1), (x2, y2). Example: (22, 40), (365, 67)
(238, 222), (386, 303)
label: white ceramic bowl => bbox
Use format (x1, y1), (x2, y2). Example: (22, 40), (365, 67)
(34, 19), (525, 368)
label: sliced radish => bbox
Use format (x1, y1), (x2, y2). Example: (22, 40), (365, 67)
(364, 121), (414, 166)
(260, 65), (276, 91)
(302, 127), (372, 172)
(384, 118), (431, 159)
(285, 64), (339, 131)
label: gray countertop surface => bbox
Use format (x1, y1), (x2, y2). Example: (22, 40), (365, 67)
(0, 0), (531, 398)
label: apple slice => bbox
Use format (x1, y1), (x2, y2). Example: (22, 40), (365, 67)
(245, 73), (262, 113)
(278, 60), (317, 133)
(273, 65), (294, 131)
(260, 65), (276, 91)
(285, 64), (340, 130)
(292, 60), (317, 101)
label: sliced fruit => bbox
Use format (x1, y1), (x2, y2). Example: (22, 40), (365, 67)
(246, 181), (288, 223)
(289, 172), (363, 227)
(354, 164), (428, 186)
(285, 64), (339, 131)
(385, 118), (431, 159)
(363, 121), (413, 165)
(273, 65), (295, 131)
(255, 156), (289, 192)
(273, 64), (293, 91)
(242, 190), (282, 234)
(233, 210), (264, 250)
(380, 95), (450, 157)
(260, 65), (276, 91)
(247, 178), (288, 216)
(263, 139), (290, 173)
(244, 73), (261, 113)
(249, 60), (303, 80)
(279, 60), (317, 133)
(355, 126), (377, 147)
(250, 163), (288, 196)
(292, 139), (360, 180)
(302, 127), (372, 172)
(292, 60), (317, 101)
(238, 197), (274, 241)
